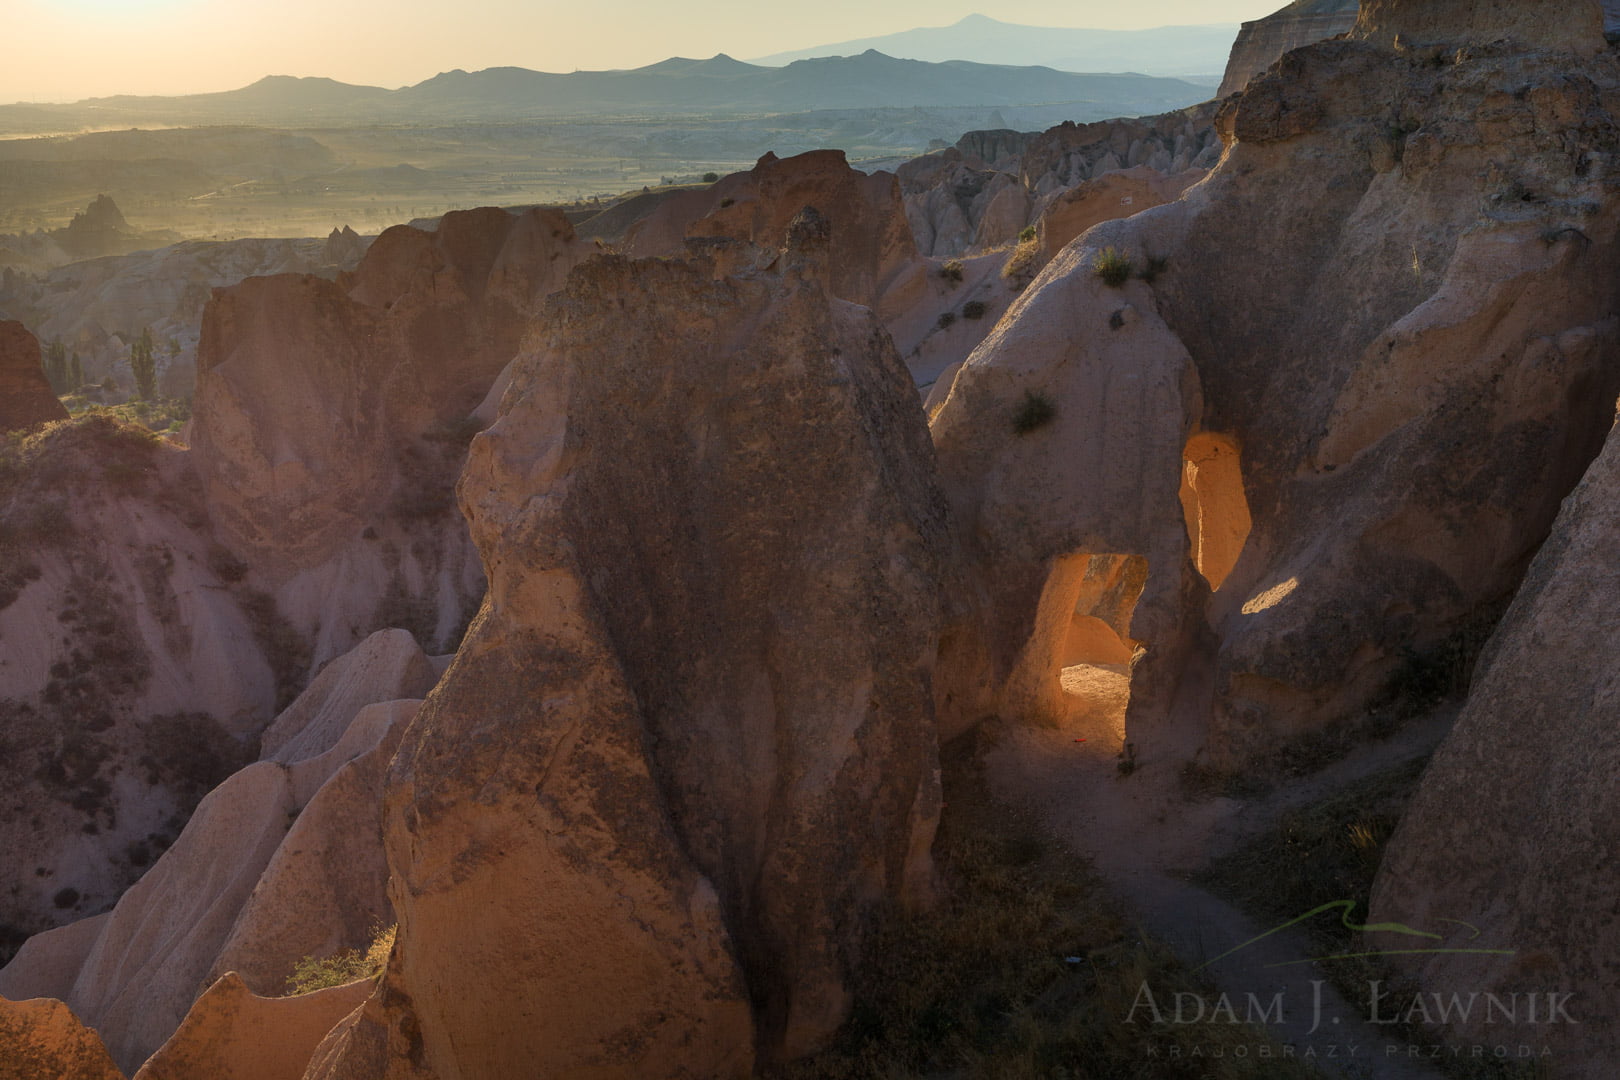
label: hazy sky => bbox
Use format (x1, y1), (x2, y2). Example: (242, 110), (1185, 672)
(7, 0), (1286, 102)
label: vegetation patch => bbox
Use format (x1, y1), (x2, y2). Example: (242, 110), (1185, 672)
(939, 259), (965, 284)
(285, 923), (396, 995)
(1012, 391), (1056, 436)
(774, 733), (1314, 1080)
(1002, 240), (1041, 291)
(962, 300), (988, 320)
(1093, 247), (1133, 288)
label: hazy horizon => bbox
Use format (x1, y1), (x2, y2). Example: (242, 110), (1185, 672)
(8, 0), (1285, 103)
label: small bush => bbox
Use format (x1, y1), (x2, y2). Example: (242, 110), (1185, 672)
(285, 923), (396, 995)
(961, 300), (988, 320)
(1138, 255), (1169, 284)
(702, 172), (720, 183)
(1001, 241), (1040, 290)
(1012, 390), (1056, 435)
(1018, 224), (1038, 243)
(936, 311), (957, 331)
(1093, 247), (1133, 287)
(719, 197), (735, 208)
(939, 259), (965, 284)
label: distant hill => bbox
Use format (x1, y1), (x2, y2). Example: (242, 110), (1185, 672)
(0, 51), (1212, 132)
(394, 52), (1211, 115)
(752, 14), (1238, 79)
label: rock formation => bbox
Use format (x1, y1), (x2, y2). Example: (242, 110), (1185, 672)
(0, 996), (122, 1080)
(1369, 414), (1620, 1076)
(622, 149), (918, 314)
(191, 206), (586, 667)
(0, 206), (582, 947)
(313, 216), (950, 1077)
(0, 320), (69, 432)
(0, 233), (371, 400)
(133, 974), (373, 1080)
(1218, 0), (1361, 98)
(0, 631), (428, 1073)
(899, 108), (1221, 258)
(930, 0), (1620, 770)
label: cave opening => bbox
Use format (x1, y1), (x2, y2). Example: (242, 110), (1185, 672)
(1178, 431), (1252, 592)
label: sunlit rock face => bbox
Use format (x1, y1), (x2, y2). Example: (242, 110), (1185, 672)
(930, 0), (1620, 772)
(1219, 0), (1361, 98)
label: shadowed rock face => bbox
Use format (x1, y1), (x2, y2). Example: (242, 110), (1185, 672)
(0, 321), (68, 432)
(1219, 0), (1361, 98)
(931, 1), (1620, 769)
(313, 219), (950, 1078)
(1370, 417), (1620, 1077)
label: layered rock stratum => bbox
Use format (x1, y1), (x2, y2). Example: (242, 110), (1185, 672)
(1218, 0), (1361, 98)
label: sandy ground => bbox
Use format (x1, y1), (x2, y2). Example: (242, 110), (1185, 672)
(984, 663), (1457, 1080)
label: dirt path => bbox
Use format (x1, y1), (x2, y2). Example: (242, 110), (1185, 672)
(983, 666), (1457, 1080)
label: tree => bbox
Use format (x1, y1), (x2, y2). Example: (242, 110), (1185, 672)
(129, 327), (157, 401)
(68, 352), (83, 391)
(42, 339), (67, 394)
(702, 172), (719, 184)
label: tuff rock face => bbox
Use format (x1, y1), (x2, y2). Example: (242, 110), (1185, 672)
(930, 0), (1620, 769)
(192, 205), (586, 666)
(0, 630), (427, 1073)
(313, 217), (950, 1078)
(0, 321), (69, 432)
(0, 235), (371, 400)
(1218, 0), (1361, 98)
(623, 149), (919, 313)
(133, 973), (374, 1080)
(1369, 415), (1620, 1076)
(0, 996), (121, 1080)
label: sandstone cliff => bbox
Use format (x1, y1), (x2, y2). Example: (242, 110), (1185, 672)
(312, 215), (950, 1077)
(1218, 0), (1361, 98)
(0, 321), (69, 432)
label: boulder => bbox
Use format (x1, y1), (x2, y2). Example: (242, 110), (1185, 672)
(315, 216), (949, 1077)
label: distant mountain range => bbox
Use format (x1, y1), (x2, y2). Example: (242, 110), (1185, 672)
(0, 51), (1213, 133)
(752, 14), (1238, 80)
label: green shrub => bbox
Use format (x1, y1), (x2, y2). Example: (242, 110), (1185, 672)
(1093, 248), (1133, 288)
(285, 923), (396, 995)
(1018, 224), (1038, 243)
(702, 172), (720, 183)
(937, 311), (956, 331)
(1012, 390), (1056, 435)
(962, 300), (988, 320)
(939, 259), (965, 284)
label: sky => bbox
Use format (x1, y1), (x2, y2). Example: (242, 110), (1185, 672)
(5, 0), (1288, 102)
